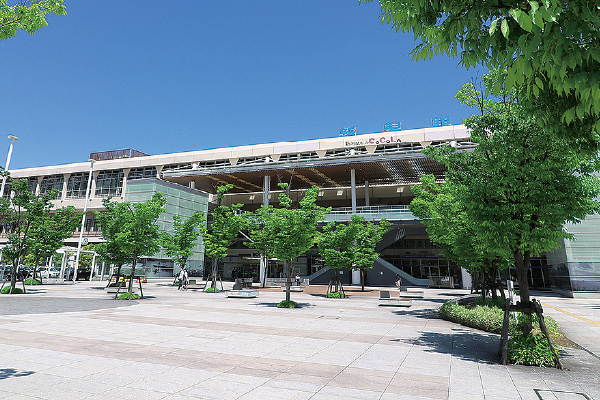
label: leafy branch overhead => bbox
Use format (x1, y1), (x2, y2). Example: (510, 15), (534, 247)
(363, 0), (600, 139)
(0, 0), (66, 41)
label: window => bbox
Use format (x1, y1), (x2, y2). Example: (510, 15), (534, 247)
(95, 170), (124, 197)
(40, 175), (64, 198)
(66, 173), (89, 199)
(128, 167), (157, 180)
(27, 178), (38, 194)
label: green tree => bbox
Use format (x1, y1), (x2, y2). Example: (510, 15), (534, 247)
(201, 185), (244, 291)
(256, 184), (329, 303)
(0, 0), (66, 41)
(352, 218), (391, 291)
(362, 0), (600, 140)
(95, 194), (166, 298)
(245, 211), (276, 287)
(425, 75), (600, 335)
(161, 211), (206, 272)
(0, 179), (57, 293)
(410, 175), (511, 300)
(317, 217), (359, 295)
(28, 205), (80, 283)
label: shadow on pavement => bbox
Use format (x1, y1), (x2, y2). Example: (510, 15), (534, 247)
(0, 368), (34, 380)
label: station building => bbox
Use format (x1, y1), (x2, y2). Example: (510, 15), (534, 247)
(3, 125), (599, 296)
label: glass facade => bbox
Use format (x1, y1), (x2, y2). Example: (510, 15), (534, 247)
(95, 170), (124, 197)
(40, 175), (64, 198)
(128, 167), (157, 180)
(66, 173), (89, 199)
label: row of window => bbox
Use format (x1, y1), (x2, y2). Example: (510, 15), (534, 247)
(12, 167), (157, 199)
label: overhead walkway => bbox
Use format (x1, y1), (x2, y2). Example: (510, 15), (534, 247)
(323, 205), (417, 222)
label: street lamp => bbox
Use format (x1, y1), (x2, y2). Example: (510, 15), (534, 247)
(0, 135), (19, 198)
(73, 159), (95, 282)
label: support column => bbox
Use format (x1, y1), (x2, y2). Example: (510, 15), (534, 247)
(350, 169), (357, 213)
(156, 166), (164, 179)
(61, 174), (70, 201)
(90, 253), (96, 281)
(189, 181), (196, 189)
(364, 180), (370, 207)
(262, 175), (270, 206)
(260, 175), (271, 287)
(35, 177), (43, 196)
(90, 171), (99, 200)
(121, 168), (130, 198)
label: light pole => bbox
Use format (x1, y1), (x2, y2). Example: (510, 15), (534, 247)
(73, 159), (95, 282)
(0, 135), (19, 198)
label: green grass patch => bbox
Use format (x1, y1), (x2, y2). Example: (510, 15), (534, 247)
(205, 287), (222, 293)
(24, 278), (42, 285)
(326, 291), (346, 298)
(277, 300), (299, 308)
(1, 286), (24, 294)
(116, 292), (141, 300)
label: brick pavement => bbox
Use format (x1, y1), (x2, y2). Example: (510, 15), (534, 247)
(0, 281), (598, 400)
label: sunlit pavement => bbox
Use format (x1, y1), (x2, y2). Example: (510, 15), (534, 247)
(0, 281), (598, 400)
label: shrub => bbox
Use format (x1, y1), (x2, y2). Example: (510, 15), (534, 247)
(205, 287), (222, 293)
(117, 292), (140, 300)
(25, 278), (42, 285)
(277, 300), (298, 308)
(1, 286), (24, 294)
(439, 300), (517, 334)
(508, 334), (558, 367)
(327, 291), (346, 298)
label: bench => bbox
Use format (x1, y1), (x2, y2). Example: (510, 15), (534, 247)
(398, 290), (424, 299)
(379, 290), (412, 307)
(226, 290), (259, 298)
(281, 286), (305, 292)
(186, 279), (206, 290)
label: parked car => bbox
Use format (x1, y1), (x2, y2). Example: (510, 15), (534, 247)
(37, 267), (60, 279)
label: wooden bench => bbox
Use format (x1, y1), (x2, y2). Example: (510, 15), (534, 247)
(226, 290), (259, 298)
(379, 290), (412, 307)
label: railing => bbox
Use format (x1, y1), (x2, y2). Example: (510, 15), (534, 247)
(324, 205), (416, 222)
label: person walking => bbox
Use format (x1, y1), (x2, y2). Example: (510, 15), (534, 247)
(178, 268), (186, 290)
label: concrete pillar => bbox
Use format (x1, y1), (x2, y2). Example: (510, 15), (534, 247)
(350, 168), (357, 213)
(61, 174), (70, 201)
(156, 166), (164, 179)
(90, 171), (99, 200)
(352, 269), (361, 285)
(90, 253), (96, 281)
(263, 175), (270, 206)
(364, 180), (370, 207)
(121, 168), (130, 198)
(35, 177), (43, 196)
(189, 181), (196, 189)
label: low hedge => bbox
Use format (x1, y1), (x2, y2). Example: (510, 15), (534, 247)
(1, 286), (24, 294)
(327, 291), (346, 298)
(205, 287), (222, 293)
(116, 292), (140, 300)
(277, 300), (298, 308)
(25, 278), (42, 285)
(439, 297), (561, 367)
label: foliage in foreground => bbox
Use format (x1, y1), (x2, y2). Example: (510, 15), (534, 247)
(116, 292), (140, 300)
(439, 298), (561, 366)
(1, 286), (23, 294)
(277, 300), (298, 308)
(326, 292), (346, 298)
(508, 334), (558, 367)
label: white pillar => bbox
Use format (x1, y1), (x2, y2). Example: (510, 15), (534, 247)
(89, 170), (99, 200)
(74, 160), (95, 282)
(60, 252), (67, 279)
(0, 136), (18, 198)
(121, 168), (130, 198)
(61, 174), (70, 201)
(189, 181), (196, 189)
(364, 180), (370, 207)
(35, 176), (43, 196)
(263, 175), (270, 206)
(352, 269), (361, 285)
(350, 168), (357, 213)
(90, 253), (96, 281)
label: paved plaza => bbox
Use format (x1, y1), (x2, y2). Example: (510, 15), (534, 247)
(0, 281), (598, 400)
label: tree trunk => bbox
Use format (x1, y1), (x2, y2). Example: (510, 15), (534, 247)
(361, 269), (365, 292)
(9, 261), (17, 294)
(514, 249), (532, 337)
(128, 254), (138, 299)
(285, 260), (291, 302)
(211, 258), (218, 290)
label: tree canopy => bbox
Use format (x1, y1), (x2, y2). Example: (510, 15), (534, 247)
(424, 74), (600, 334)
(161, 211), (205, 271)
(0, 0), (66, 41)
(363, 0), (600, 139)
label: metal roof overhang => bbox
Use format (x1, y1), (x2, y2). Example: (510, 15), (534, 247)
(161, 151), (453, 194)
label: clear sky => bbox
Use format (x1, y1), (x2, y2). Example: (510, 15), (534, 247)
(1, 1), (485, 170)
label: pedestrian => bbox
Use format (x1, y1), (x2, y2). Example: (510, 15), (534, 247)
(395, 273), (402, 290)
(178, 268), (185, 290)
(183, 268), (188, 290)
(295, 274), (301, 286)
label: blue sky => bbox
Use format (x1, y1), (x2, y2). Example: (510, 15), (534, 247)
(1, 1), (485, 169)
